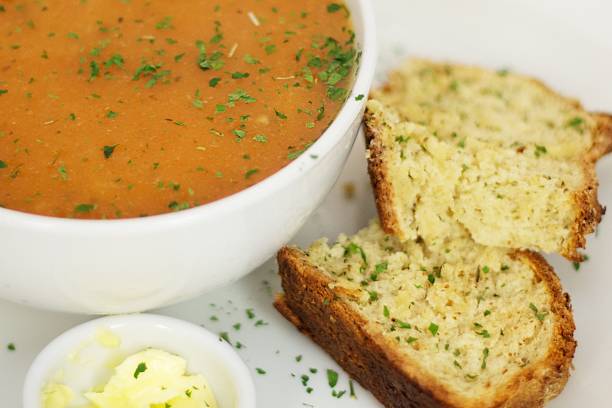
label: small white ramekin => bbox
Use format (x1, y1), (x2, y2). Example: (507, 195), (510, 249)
(23, 314), (255, 408)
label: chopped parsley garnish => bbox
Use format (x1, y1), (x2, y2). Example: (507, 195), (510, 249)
(567, 117), (584, 128)
(255, 368), (266, 375)
(428, 322), (439, 336)
(74, 203), (96, 213)
(529, 303), (548, 321)
(396, 320), (411, 329)
(473, 323), (491, 338)
(383, 305), (390, 318)
(155, 16), (173, 30)
(326, 369), (339, 387)
(168, 201), (190, 212)
(209, 77), (221, 87)
(133, 362), (147, 379)
(355, 94), (365, 101)
(103, 145), (118, 159)
(344, 242), (367, 263)
(0, 160), (7, 169)
(534, 145), (547, 158)
(327, 3), (344, 13)
(370, 261), (388, 281)
(481, 348), (490, 369)
(7, 343), (15, 351)
(89, 60), (100, 80)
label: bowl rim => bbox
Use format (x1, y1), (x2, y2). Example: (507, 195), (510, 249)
(0, 0), (377, 231)
(22, 313), (256, 408)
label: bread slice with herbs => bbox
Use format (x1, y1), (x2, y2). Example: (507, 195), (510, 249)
(365, 59), (610, 261)
(275, 221), (575, 408)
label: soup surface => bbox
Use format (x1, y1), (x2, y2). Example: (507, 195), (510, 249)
(0, 0), (357, 218)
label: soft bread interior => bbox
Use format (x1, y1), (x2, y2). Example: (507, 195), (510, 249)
(305, 221), (555, 401)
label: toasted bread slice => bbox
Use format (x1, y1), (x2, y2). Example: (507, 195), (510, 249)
(365, 59), (608, 261)
(276, 221), (575, 408)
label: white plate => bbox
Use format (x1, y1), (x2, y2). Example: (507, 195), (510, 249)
(2, 0), (611, 406)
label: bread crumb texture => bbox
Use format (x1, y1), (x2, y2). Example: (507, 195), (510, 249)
(366, 59), (603, 259)
(306, 220), (556, 403)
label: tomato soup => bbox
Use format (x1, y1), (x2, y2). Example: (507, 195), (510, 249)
(0, 0), (357, 218)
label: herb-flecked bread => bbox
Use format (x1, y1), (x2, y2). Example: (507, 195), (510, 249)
(365, 59), (611, 261)
(275, 221), (576, 408)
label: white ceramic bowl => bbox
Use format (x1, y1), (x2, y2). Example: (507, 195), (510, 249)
(23, 314), (255, 408)
(0, 0), (377, 314)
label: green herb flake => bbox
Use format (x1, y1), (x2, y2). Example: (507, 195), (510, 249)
(103, 144), (118, 159)
(0, 160), (7, 169)
(155, 16), (173, 30)
(428, 322), (439, 336)
(481, 348), (490, 370)
(355, 94), (365, 101)
(75, 203), (96, 213)
(209, 77), (221, 87)
(370, 261), (387, 281)
(57, 165), (69, 181)
(89, 60), (100, 80)
(327, 3), (343, 13)
(231, 72), (250, 79)
(253, 134), (268, 143)
(344, 242), (367, 263)
(7, 343), (16, 351)
(529, 303), (548, 321)
(383, 305), (390, 318)
(396, 320), (411, 329)
(133, 362), (147, 379)
(245, 169), (259, 179)
(534, 145), (547, 158)
(255, 368), (266, 375)
(567, 117), (584, 129)
(326, 369), (339, 388)
(243, 54), (260, 64)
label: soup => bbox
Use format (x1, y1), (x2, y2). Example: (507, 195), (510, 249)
(0, 0), (357, 218)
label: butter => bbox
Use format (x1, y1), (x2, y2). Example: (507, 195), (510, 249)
(42, 383), (74, 408)
(94, 328), (121, 349)
(85, 348), (217, 408)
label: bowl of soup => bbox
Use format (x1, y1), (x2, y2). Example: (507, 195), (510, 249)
(0, 0), (376, 313)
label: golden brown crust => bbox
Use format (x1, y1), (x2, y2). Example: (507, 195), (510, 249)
(363, 107), (404, 239)
(276, 246), (576, 408)
(565, 161), (603, 261)
(590, 113), (612, 160)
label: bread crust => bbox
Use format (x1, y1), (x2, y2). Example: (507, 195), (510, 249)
(275, 246), (576, 408)
(364, 107), (405, 240)
(364, 63), (608, 261)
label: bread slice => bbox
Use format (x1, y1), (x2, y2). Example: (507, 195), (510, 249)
(275, 221), (575, 408)
(365, 59), (610, 261)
